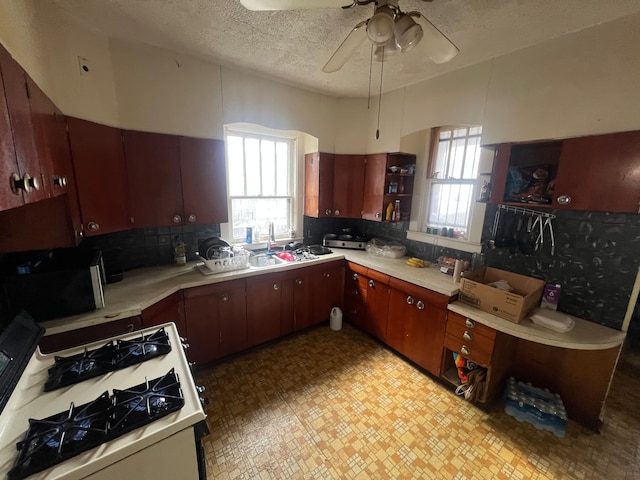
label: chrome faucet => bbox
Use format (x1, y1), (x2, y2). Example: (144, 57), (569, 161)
(268, 222), (276, 251)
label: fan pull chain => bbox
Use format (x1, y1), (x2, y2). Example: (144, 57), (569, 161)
(367, 43), (373, 110)
(376, 46), (385, 140)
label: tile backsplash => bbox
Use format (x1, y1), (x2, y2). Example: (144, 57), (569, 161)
(82, 224), (221, 274)
(304, 207), (640, 332)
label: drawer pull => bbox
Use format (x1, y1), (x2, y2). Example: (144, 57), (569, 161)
(416, 301), (425, 310)
(127, 323), (135, 332)
(353, 273), (358, 281)
(462, 331), (473, 341)
(220, 294), (229, 302)
(406, 296), (414, 305)
(273, 283), (280, 291)
(460, 345), (470, 356)
(368, 279), (375, 287)
(465, 319), (475, 329)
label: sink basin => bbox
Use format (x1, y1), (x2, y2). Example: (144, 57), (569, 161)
(248, 253), (286, 268)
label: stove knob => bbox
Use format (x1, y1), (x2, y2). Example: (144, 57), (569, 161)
(189, 361), (196, 372)
(196, 385), (206, 394)
(181, 341), (190, 350)
(200, 396), (210, 408)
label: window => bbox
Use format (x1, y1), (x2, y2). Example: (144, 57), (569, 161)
(226, 130), (296, 243)
(426, 126), (483, 239)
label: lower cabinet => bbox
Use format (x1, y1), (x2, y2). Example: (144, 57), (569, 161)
(183, 279), (247, 365)
(386, 278), (450, 376)
(141, 291), (186, 337)
(39, 316), (143, 354)
(441, 311), (517, 403)
(343, 262), (390, 341)
(246, 273), (287, 347)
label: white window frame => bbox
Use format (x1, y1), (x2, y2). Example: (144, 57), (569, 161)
(406, 126), (491, 253)
(220, 123), (308, 249)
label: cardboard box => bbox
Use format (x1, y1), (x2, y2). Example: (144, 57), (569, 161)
(458, 267), (545, 323)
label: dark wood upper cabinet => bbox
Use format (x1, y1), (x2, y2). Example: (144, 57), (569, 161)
(67, 117), (131, 236)
(333, 154), (365, 218)
(0, 44), (46, 204)
(0, 49), (22, 211)
(490, 133), (640, 213)
(179, 136), (228, 225)
(123, 130), (182, 228)
(304, 152), (334, 218)
(362, 153), (387, 221)
(553, 132), (640, 213)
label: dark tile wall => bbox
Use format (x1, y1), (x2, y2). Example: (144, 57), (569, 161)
(304, 207), (640, 332)
(81, 224), (221, 274)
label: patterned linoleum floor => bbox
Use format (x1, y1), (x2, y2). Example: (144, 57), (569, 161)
(195, 323), (640, 480)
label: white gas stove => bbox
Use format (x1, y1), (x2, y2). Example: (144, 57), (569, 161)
(0, 316), (207, 480)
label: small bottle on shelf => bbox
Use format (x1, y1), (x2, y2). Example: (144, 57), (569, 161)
(392, 200), (401, 221)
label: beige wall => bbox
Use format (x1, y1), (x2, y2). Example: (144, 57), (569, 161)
(1, 2), (639, 152)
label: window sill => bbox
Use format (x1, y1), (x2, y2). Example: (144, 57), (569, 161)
(406, 230), (483, 254)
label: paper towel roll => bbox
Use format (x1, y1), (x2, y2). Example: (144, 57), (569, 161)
(453, 259), (463, 283)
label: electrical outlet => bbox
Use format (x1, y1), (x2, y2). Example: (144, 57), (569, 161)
(77, 56), (91, 76)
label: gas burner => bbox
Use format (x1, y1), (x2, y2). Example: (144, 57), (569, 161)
(44, 328), (172, 392)
(114, 328), (172, 369)
(110, 369), (184, 438)
(10, 392), (111, 480)
(10, 370), (184, 480)
(45, 342), (117, 391)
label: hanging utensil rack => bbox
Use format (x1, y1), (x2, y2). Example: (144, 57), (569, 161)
(498, 204), (556, 219)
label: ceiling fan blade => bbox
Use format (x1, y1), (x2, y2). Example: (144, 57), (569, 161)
(411, 12), (459, 64)
(323, 20), (368, 73)
(240, 0), (347, 11)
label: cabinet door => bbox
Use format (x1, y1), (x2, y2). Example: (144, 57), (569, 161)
(554, 132), (640, 213)
(217, 281), (247, 358)
(0, 52), (23, 210)
(362, 153), (387, 221)
(333, 154), (365, 218)
(343, 263), (367, 329)
(124, 130), (182, 228)
(180, 136), (228, 224)
(25, 77), (55, 199)
(67, 117), (131, 236)
(364, 270), (390, 342)
(489, 143), (512, 204)
(0, 45), (45, 203)
(386, 288), (411, 353)
(246, 274), (284, 346)
(304, 152), (334, 218)
(184, 289), (220, 365)
(317, 261), (345, 323)
(292, 267), (316, 331)
(141, 291), (186, 337)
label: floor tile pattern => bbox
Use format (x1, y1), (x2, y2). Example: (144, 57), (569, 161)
(196, 324), (640, 480)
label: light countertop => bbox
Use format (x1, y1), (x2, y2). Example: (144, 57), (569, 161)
(448, 301), (626, 350)
(41, 249), (461, 336)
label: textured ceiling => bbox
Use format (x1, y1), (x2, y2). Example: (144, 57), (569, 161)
(51, 0), (640, 98)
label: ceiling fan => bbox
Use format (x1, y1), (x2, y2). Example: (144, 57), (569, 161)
(240, 0), (459, 73)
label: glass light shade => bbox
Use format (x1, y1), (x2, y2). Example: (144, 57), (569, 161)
(394, 14), (423, 53)
(366, 7), (395, 46)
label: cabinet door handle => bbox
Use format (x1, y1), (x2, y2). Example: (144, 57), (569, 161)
(53, 176), (67, 187)
(273, 283), (280, 291)
(325, 272), (330, 278)
(295, 279), (302, 285)
(465, 319), (475, 329)
(375, 212), (381, 219)
(463, 331), (473, 341)
(556, 194), (571, 205)
(353, 273), (358, 281)
(23, 173), (39, 192)
(416, 301), (425, 310)
(334, 209), (340, 216)
(406, 296), (414, 305)
(173, 214), (182, 224)
(187, 214), (196, 223)
(127, 323), (135, 332)
(368, 279), (375, 287)
(87, 221), (100, 232)
(325, 209), (332, 216)
(460, 345), (470, 356)
(220, 294), (229, 302)
(352, 290), (359, 296)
